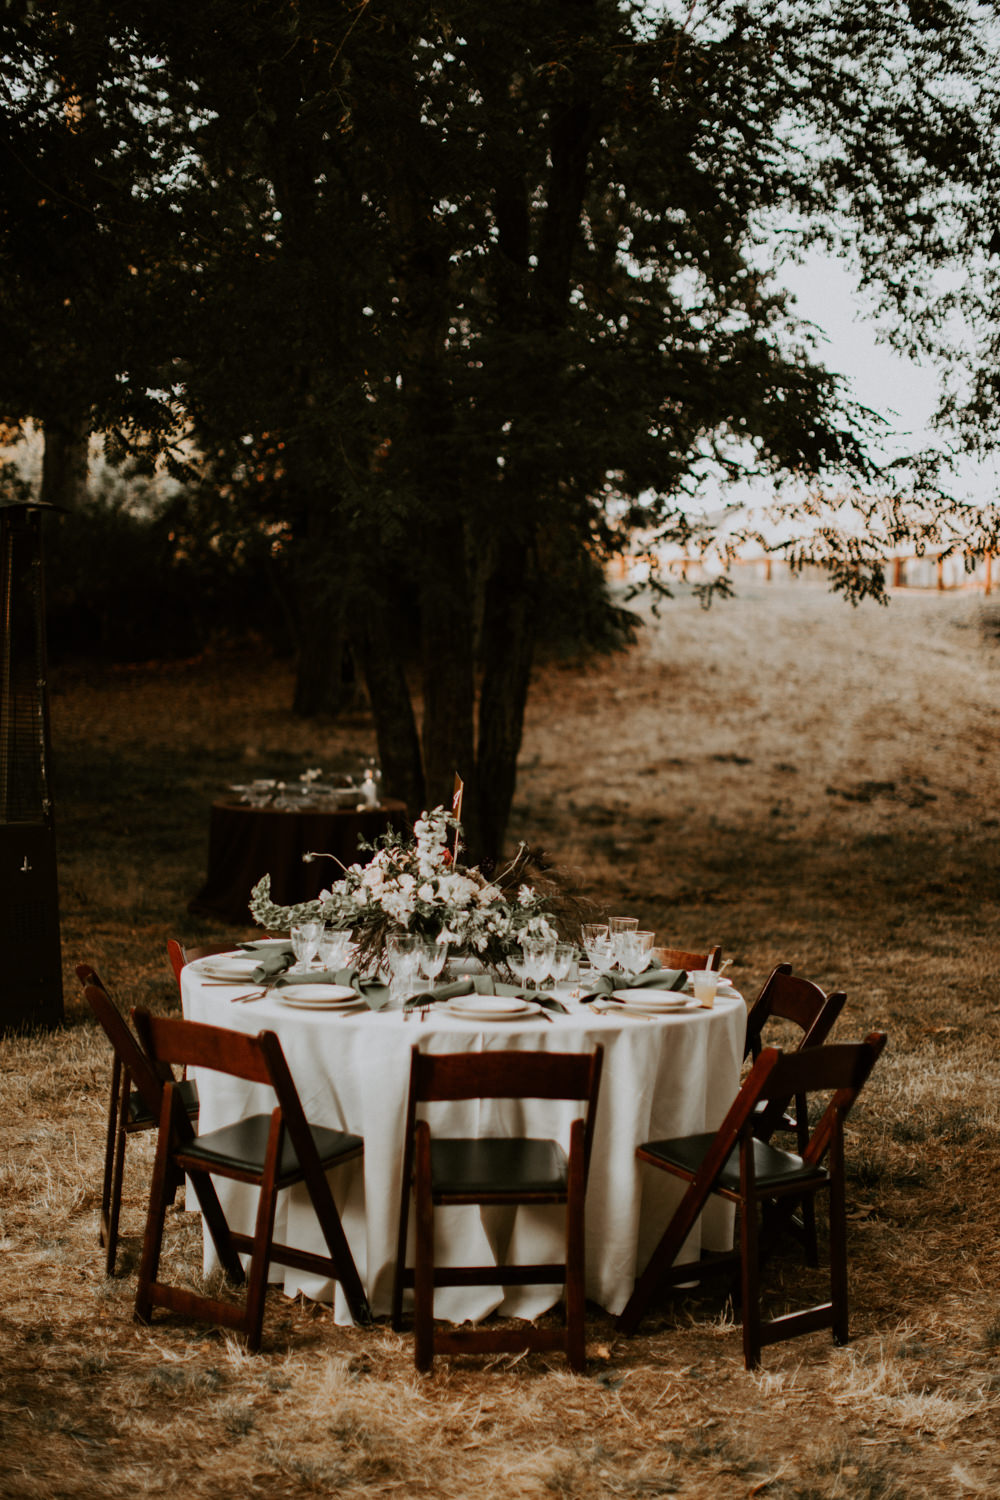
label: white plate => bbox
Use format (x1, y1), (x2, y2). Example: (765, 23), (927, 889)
(195, 955), (260, 981)
(276, 984), (359, 1006)
(438, 997), (541, 1021)
(278, 995), (366, 1012)
(612, 989), (691, 1010)
(616, 998), (700, 1016)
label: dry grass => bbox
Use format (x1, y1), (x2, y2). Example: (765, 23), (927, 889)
(3, 579), (1000, 1498)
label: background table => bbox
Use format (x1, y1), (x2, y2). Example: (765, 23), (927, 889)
(181, 966), (747, 1326)
(188, 799), (409, 924)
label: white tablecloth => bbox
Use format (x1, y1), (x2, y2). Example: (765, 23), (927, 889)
(180, 968), (746, 1325)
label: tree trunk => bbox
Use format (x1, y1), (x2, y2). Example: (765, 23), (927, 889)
(418, 520), (478, 840)
(350, 592), (425, 821)
(40, 416), (89, 512)
(474, 535), (537, 862)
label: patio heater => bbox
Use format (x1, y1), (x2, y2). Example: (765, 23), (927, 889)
(0, 495), (64, 1032)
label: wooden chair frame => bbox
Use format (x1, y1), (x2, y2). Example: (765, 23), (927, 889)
(77, 964), (198, 1277)
(616, 1033), (887, 1368)
(391, 1045), (604, 1373)
(167, 938), (238, 990)
(744, 965), (847, 1260)
(131, 1011), (370, 1350)
(655, 945), (722, 972)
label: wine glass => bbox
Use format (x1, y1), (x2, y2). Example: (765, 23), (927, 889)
(609, 917), (639, 969)
(417, 939), (447, 986)
(386, 933), (421, 1007)
(507, 943), (531, 991)
(549, 942), (576, 990)
(581, 923), (614, 973)
(523, 934), (556, 993)
(319, 926), (353, 971)
(290, 920), (324, 972)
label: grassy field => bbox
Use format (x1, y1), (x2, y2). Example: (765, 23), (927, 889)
(2, 579), (1000, 1498)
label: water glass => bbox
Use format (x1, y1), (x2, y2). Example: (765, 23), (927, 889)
(617, 932), (651, 974)
(417, 940), (447, 985)
(319, 927), (353, 971)
(290, 920), (324, 972)
(549, 943), (576, 988)
(523, 934), (557, 992)
(609, 917), (639, 969)
(690, 969), (722, 1009)
(386, 933), (421, 1007)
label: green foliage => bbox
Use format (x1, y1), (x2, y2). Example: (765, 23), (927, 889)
(6, 0), (1000, 847)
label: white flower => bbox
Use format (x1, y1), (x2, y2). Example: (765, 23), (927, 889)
(418, 882), (436, 902)
(517, 884), (535, 907)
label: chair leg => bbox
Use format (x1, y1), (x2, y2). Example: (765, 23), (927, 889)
(100, 1058), (123, 1250)
(565, 1121), (587, 1373)
(617, 1173), (712, 1335)
(104, 1073), (130, 1276)
(828, 1148), (849, 1346)
(242, 1118), (283, 1352)
(740, 1190), (762, 1372)
(413, 1122), (434, 1373)
(134, 1111), (177, 1325)
(298, 1153), (371, 1327)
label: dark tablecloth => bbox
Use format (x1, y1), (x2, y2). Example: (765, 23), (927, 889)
(188, 799), (409, 925)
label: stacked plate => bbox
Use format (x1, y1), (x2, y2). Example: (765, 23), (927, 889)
(610, 989), (699, 1016)
(438, 995), (541, 1022)
(276, 984), (364, 1012)
(194, 953), (260, 983)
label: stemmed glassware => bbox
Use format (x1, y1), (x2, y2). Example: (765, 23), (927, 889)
(386, 933), (421, 1007)
(549, 943), (576, 989)
(318, 927), (353, 971)
(522, 933), (557, 992)
(616, 931), (652, 975)
(581, 923), (614, 972)
(290, 920), (325, 972)
(417, 939), (447, 986)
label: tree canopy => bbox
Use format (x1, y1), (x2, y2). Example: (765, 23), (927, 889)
(3, 0), (999, 855)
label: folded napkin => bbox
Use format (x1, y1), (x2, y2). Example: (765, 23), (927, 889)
(237, 942), (296, 981)
(580, 967), (687, 1002)
(402, 976), (568, 1014)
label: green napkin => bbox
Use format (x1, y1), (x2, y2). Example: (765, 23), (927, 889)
(238, 936), (295, 984)
(403, 975), (496, 1009)
(580, 967), (687, 1002)
(402, 976), (568, 1014)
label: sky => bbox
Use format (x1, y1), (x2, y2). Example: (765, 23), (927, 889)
(780, 251), (999, 508)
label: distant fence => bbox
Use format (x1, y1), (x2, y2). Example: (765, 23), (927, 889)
(614, 551), (994, 593)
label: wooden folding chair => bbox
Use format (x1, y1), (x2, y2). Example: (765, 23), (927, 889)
(391, 1044), (604, 1373)
(616, 1032), (887, 1368)
(744, 965), (847, 1259)
(654, 945), (722, 972)
(131, 1011), (370, 1349)
(77, 964), (199, 1277)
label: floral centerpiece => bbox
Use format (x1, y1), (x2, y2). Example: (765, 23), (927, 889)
(248, 805), (558, 973)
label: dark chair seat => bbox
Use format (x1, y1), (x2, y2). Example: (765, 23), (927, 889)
(641, 1131), (828, 1193)
(430, 1137), (569, 1198)
(179, 1114), (362, 1180)
(128, 1078), (199, 1130)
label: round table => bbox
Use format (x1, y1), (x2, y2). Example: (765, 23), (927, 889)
(188, 799), (409, 925)
(181, 963), (747, 1326)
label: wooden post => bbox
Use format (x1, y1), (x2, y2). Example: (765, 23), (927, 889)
(936, 556), (944, 591)
(985, 552), (993, 596)
(893, 556), (904, 588)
